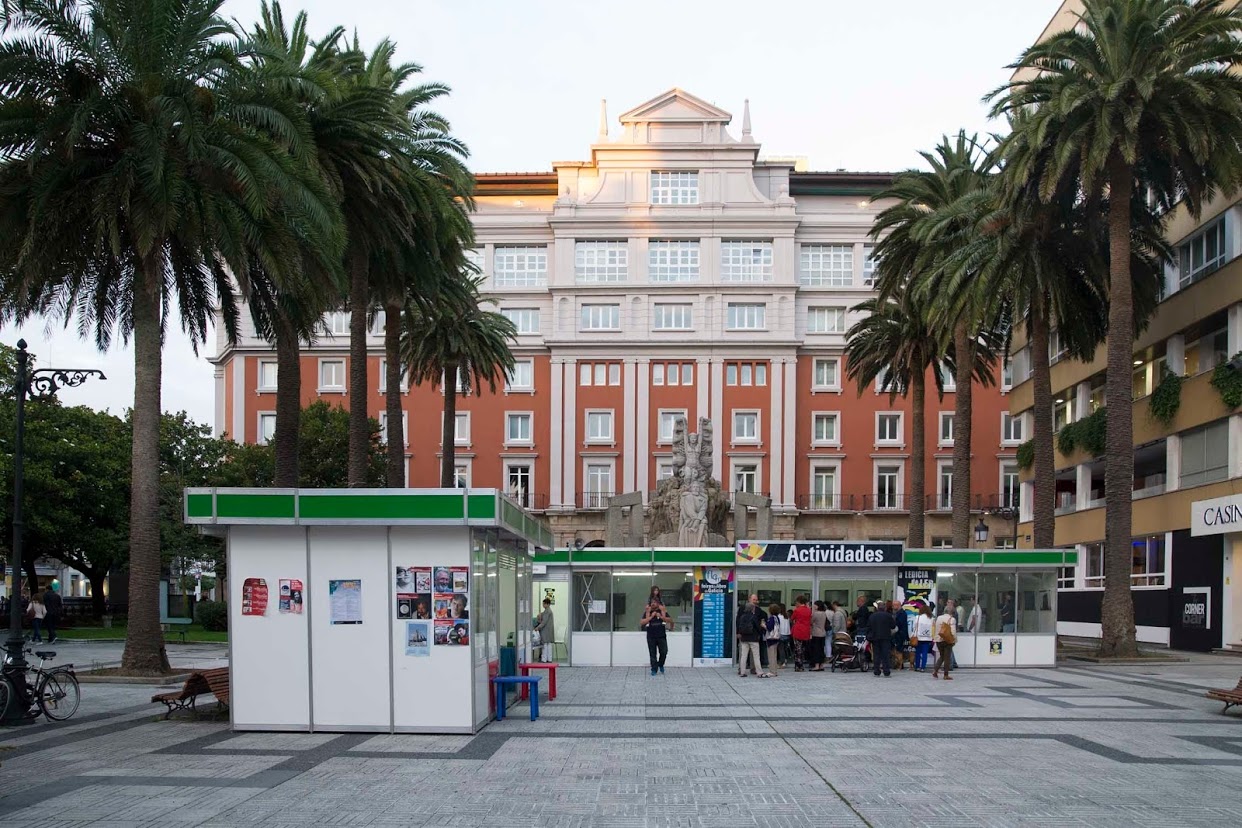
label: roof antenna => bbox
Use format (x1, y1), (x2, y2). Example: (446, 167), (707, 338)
(598, 98), (608, 140)
(741, 98), (753, 143)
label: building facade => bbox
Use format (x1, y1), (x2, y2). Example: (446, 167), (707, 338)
(1008, 1), (1242, 652)
(211, 89), (1015, 548)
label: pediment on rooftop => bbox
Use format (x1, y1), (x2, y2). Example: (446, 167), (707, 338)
(619, 88), (732, 124)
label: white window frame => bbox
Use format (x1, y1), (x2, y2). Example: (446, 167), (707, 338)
(656, 462), (676, 482)
(504, 462), (534, 507)
(463, 248), (484, 278)
(731, 460), (761, 496)
(584, 409), (615, 445)
(378, 411), (409, 447)
(257, 412), (276, 446)
(936, 460), (954, 510)
(1178, 217), (1227, 288)
(1001, 357), (1014, 391)
(505, 412), (534, 447)
(257, 360), (278, 393)
(648, 240), (700, 282)
(453, 412), (470, 446)
(574, 241), (628, 283)
(1000, 462), (1021, 511)
(800, 244), (853, 287)
(658, 409), (688, 444)
(809, 463), (841, 510)
(726, 364), (737, 385)
(650, 171), (699, 205)
(378, 359), (408, 394)
(651, 363), (665, 386)
(806, 306), (847, 334)
(812, 358), (841, 392)
(453, 460), (471, 489)
(732, 410), (760, 445)
(1001, 412), (1024, 445)
(501, 307), (540, 335)
(938, 360), (956, 392)
(323, 311), (350, 337)
(652, 303), (694, 331)
(584, 461), (616, 507)
(874, 462), (904, 510)
(494, 246), (548, 288)
(938, 412), (955, 448)
(726, 303), (766, 331)
(720, 241), (774, 283)
(506, 359), (535, 393)
(317, 358), (345, 393)
(875, 412), (904, 447)
(811, 411), (840, 447)
(862, 245), (878, 286)
(580, 303), (621, 331)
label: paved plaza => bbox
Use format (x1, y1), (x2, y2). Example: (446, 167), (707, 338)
(1, 644), (1241, 827)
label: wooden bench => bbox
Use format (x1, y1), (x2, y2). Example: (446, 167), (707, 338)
(151, 667), (230, 719)
(1206, 676), (1242, 714)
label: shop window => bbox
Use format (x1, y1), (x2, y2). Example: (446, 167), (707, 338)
(1017, 572), (1056, 632)
(1084, 542), (1105, 587)
(1131, 535), (1166, 586)
(976, 572), (1018, 633)
(1057, 566), (1076, 590)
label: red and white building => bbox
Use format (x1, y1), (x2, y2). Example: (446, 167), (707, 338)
(211, 89), (1016, 546)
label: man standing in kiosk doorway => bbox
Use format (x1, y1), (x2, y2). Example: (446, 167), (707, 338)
(535, 598), (555, 662)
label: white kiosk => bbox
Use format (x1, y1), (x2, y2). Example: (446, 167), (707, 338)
(184, 488), (551, 733)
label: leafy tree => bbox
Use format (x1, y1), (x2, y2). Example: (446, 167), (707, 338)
(0, 0), (342, 673)
(990, 0), (1242, 656)
(845, 289), (944, 546)
(401, 275), (516, 487)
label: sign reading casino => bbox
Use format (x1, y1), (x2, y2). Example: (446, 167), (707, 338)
(736, 540), (903, 566)
(1191, 493), (1242, 537)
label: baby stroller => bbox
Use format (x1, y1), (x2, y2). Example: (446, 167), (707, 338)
(829, 631), (868, 672)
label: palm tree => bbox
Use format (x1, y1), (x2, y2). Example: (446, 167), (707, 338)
(401, 274), (516, 487)
(870, 133), (999, 547)
(990, 0), (1242, 656)
(845, 288), (944, 547)
(0, 0), (342, 672)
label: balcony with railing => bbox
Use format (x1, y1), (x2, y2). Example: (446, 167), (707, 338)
(506, 491), (549, 511)
(578, 491), (614, 510)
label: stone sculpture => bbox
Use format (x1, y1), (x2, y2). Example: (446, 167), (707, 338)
(672, 416), (713, 547)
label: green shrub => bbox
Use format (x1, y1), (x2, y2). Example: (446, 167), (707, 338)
(1149, 372), (1182, 425)
(1057, 407), (1107, 457)
(1211, 354), (1242, 409)
(195, 600), (228, 632)
(1016, 439), (1035, 471)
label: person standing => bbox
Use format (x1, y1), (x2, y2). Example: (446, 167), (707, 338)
(641, 599), (673, 676)
(967, 597), (983, 633)
(852, 594), (872, 634)
(777, 604), (792, 667)
(830, 601), (848, 639)
(534, 598), (556, 663)
(1000, 592), (1016, 633)
(932, 604), (957, 680)
(913, 605), (934, 672)
(867, 601), (895, 677)
(736, 594), (763, 678)
(27, 591), (46, 643)
(790, 595), (812, 672)
(890, 600), (909, 669)
(42, 583), (63, 644)
(944, 599), (960, 670)
(762, 603), (782, 678)
(809, 601), (829, 671)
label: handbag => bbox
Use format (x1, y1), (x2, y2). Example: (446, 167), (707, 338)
(531, 630), (542, 648)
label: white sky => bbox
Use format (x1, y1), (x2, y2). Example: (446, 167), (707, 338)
(0, 0), (1061, 426)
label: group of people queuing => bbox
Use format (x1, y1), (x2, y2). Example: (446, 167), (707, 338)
(735, 592), (966, 680)
(0, 583), (64, 644)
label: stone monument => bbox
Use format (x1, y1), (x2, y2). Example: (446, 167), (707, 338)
(648, 416), (730, 547)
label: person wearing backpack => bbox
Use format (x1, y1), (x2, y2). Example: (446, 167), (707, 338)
(932, 606), (957, 680)
(736, 594), (763, 678)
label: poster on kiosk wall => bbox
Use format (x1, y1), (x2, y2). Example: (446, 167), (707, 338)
(895, 569), (937, 639)
(432, 566), (470, 646)
(692, 567), (734, 666)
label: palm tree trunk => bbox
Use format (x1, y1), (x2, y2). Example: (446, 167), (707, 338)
(121, 266), (171, 674)
(907, 368), (927, 548)
(1100, 155), (1138, 657)
(441, 361), (459, 487)
(347, 254), (370, 487)
(273, 319), (301, 487)
(1028, 293), (1056, 550)
(951, 322), (974, 548)
(384, 301), (405, 488)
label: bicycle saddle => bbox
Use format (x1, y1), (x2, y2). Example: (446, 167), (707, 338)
(34, 650), (56, 659)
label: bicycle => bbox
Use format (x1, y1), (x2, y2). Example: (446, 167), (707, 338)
(1, 648), (81, 721)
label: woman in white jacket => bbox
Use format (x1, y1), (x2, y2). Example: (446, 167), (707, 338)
(912, 605), (934, 672)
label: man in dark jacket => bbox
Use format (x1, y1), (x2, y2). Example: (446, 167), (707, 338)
(867, 602), (895, 677)
(852, 594), (872, 633)
(43, 583), (63, 644)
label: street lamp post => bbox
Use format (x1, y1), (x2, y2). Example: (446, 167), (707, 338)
(975, 506), (1020, 550)
(3, 339), (104, 723)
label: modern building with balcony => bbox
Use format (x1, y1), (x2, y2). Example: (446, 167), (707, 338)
(1007, 1), (1242, 653)
(210, 88), (1014, 550)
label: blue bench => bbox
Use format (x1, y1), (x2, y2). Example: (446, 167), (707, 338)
(491, 675), (540, 722)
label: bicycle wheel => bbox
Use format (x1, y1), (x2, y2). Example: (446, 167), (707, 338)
(0, 675), (10, 719)
(37, 669), (80, 721)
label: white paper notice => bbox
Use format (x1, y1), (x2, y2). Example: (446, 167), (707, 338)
(328, 579), (363, 625)
(589, 599), (607, 614)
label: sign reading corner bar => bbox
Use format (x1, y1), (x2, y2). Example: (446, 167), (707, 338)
(736, 540), (903, 566)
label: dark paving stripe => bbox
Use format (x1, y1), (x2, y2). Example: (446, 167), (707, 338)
(0, 707), (178, 759)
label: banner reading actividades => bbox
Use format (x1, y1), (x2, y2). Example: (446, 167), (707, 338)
(736, 541), (903, 566)
(692, 566), (734, 666)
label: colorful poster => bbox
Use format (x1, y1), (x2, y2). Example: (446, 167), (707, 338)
(692, 566), (735, 666)
(405, 621), (431, 656)
(328, 579), (363, 625)
(989, 638), (1003, 656)
(278, 579), (303, 614)
(896, 569), (936, 641)
(241, 578), (268, 617)
(395, 567), (432, 620)
(435, 618), (470, 646)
